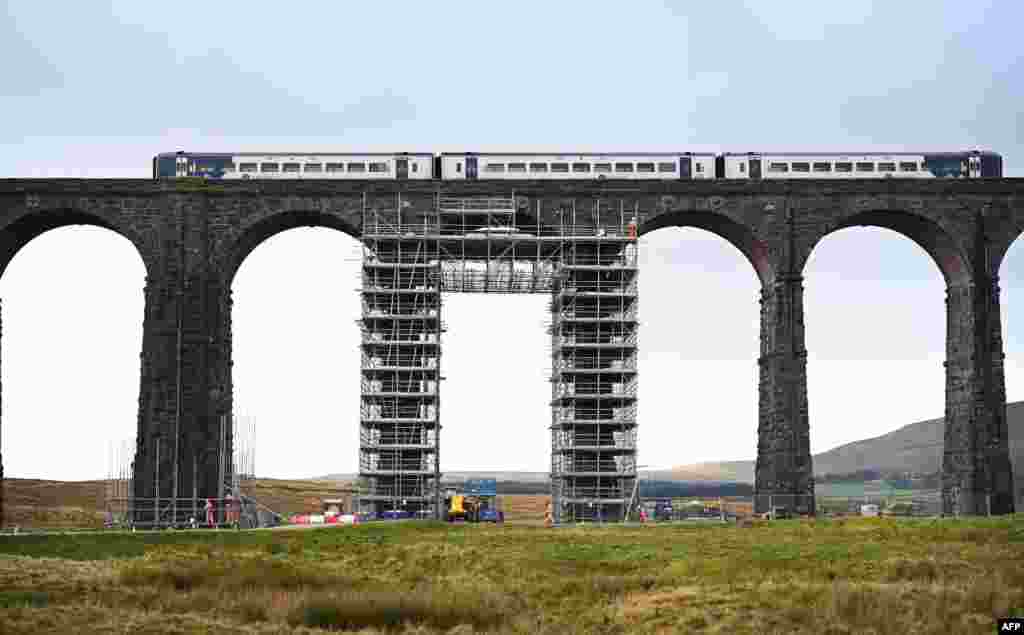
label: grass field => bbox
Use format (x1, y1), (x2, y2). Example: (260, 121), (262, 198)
(1, 515), (1022, 633)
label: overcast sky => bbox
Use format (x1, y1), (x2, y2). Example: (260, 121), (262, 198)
(2, 1), (1023, 480)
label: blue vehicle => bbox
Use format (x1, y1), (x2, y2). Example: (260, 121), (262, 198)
(478, 507), (505, 523)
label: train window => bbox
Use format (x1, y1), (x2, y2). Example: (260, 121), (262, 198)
(835, 162), (853, 172)
(326, 163), (344, 173)
(813, 162), (831, 172)
(792, 162), (810, 173)
(856, 162), (874, 171)
(768, 162), (789, 173)
(224, 163), (236, 172)
(283, 163), (301, 173)
(878, 162), (895, 172)
(920, 162), (927, 171)
(412, 163), (418, 172)
(485, 163), (505, 172)
(508, 163), (526, 172)
(637, 163), (655, 173)
(573, 163), (591, 172)
(899, 162), (917, 172)
(529, 163), (548, 172)
(239, 163), (258, 173)
(551, 163), (569, 173)
(261, 163), (279, 172)
(657, 162), (675, 172)
(695, 163), (704, 173)
(369, 162), (389, 172)
(739, 163), (745, 173)
(614, 163), (634, 172)
(305, 163), (323, 173)
(594, 163), (612, 173)
(348, 163), (366, 172)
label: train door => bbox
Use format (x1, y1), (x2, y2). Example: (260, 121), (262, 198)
(466, 156), (478, 180)
(967, 155), (981, 178)
(396, 158), (409, 180)
(749, 157), (762, 179)
(679, 156), (692, 180)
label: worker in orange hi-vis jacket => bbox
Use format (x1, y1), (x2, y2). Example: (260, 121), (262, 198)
(224, 492), (236, 526)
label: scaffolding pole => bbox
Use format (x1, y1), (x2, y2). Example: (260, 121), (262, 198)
(358, 193), (443, 519)
(550, 197), (639, 523)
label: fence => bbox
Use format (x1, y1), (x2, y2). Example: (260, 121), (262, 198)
(631, 490), (1007, 522)
(102, 495), (274, 530)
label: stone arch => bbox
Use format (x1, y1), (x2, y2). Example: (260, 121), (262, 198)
(223, 210), (360, 286)
(218, 207), (363, 483)
(639, 210), (774, 286)
(993, 222), (1024, 283)
(802, 209), (970, 287)
(0, 208), (148, 517)
(634, 211), (765, 477)
(0, 207), (152, 279)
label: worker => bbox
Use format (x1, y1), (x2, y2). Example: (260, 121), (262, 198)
(224, 492), (234, 526)
(639, 508), (648, 524)
(544, 502), (554, 527)
(205, 498), (215, 528)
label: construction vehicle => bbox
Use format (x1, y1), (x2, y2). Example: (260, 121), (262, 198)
(444, 479), (504, 523)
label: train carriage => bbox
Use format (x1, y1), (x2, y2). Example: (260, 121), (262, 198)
(153, 152), (435, 180)
(719, 151), (1002, 179)
(439, 153), (716, 180)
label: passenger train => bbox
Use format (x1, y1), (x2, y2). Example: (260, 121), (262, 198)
(153, 150), (1004, 181)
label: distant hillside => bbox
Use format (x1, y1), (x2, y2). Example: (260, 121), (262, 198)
(673, 401), (1024, 484)
(316, 403), (1024, 496)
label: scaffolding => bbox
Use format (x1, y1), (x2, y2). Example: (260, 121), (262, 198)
(435, 196), (559, 293)
(549, 200), (639, 523)
(359, 194), (443, 518)
(105, 415), (262, 529)
(360, 192), (640, 523)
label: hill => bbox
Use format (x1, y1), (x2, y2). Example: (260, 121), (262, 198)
(672, 400), (1024, 484)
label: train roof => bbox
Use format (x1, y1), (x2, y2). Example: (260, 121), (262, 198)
(439, 152), (715, 157)
(721, 151), (1001, 157)
(155, 152), (434, 158)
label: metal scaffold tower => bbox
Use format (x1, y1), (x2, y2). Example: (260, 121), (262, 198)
(358, 191), (640, 524)
(549, 200), (639, 523)
(359, 194), (443, 519)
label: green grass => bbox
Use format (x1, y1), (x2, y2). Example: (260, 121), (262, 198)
(2, 516), (1023, 634)
(0, 590), (49, 609)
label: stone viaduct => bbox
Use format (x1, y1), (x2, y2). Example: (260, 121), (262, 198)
(0, 178), (1020, 522)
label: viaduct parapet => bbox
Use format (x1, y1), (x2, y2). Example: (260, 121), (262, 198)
(0, 178), (1021, 522)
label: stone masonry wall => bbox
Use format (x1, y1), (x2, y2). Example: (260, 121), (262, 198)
(0, 178), (1020, 523)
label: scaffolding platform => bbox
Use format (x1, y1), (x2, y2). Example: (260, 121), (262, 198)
(358, 192), (640, 523)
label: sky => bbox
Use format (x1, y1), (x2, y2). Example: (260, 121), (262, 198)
(2, 0), (1024, 480)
